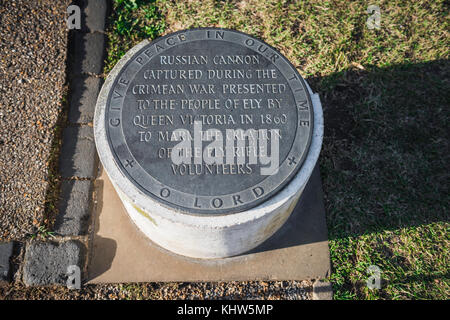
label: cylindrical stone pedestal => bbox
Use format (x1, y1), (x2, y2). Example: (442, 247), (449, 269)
(94, 29), (323, 259)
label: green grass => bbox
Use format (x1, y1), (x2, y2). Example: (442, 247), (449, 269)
(30, 225), (56, 240)
(104, 0), (166, 73)
(320, 60), (449, 299)
(103, 0), (450, 299)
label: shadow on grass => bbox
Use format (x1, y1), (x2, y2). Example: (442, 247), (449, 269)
(306, 59), (449, 240)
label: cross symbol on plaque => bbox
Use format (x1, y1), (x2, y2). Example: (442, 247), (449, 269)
(288, 156), (297, 165)
(125, 159), (134, 168)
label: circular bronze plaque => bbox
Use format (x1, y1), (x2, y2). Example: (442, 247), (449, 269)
(105, 28), (313, 214)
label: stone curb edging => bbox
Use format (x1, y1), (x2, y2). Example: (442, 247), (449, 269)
(21, 0), (109, 287)
(312, 280), (333, 300)
(23, 240), (85, 286)
(0, 242), (14, 283)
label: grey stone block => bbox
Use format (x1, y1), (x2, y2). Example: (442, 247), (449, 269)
(79, 0), (109, 33)
(54, 180), (93, 236)
(71, 32), (105, 75)
(23, 241), (83, 286)
(69, 76), (102, 124)
(59, 126), (97, 179)
(312, 280), (333, 300)
(0, 242), (14, 282)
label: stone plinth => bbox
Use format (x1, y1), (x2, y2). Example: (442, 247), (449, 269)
(94, 28), (323, 258)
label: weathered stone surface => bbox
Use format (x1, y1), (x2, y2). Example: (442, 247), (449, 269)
(59, 126), (97, 179)
(71, 32), (105, 75)
(0, 242), (14, 282)
(78, 0), (109, 33)
(69, 76), (102, 124)
(23, 241), (83, 286)
(54, 180), (93, 236)
(312, 280), (333, 300)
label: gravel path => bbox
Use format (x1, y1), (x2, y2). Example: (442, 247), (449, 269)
(0, 281), (312, 300)
(0, 0), (69, 240)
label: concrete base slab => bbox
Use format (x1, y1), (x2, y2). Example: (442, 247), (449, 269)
(87, 164), (330, 283)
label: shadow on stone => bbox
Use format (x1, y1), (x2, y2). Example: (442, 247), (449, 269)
(87, 236), (117, 281)
(87, 177), (117, 280)
(247, 165), (328, 254)
(58, 126), (97, 179)
(54, 180), (93, 236)
(68, 75), (102, 124)
(74, 0), (110, 33)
